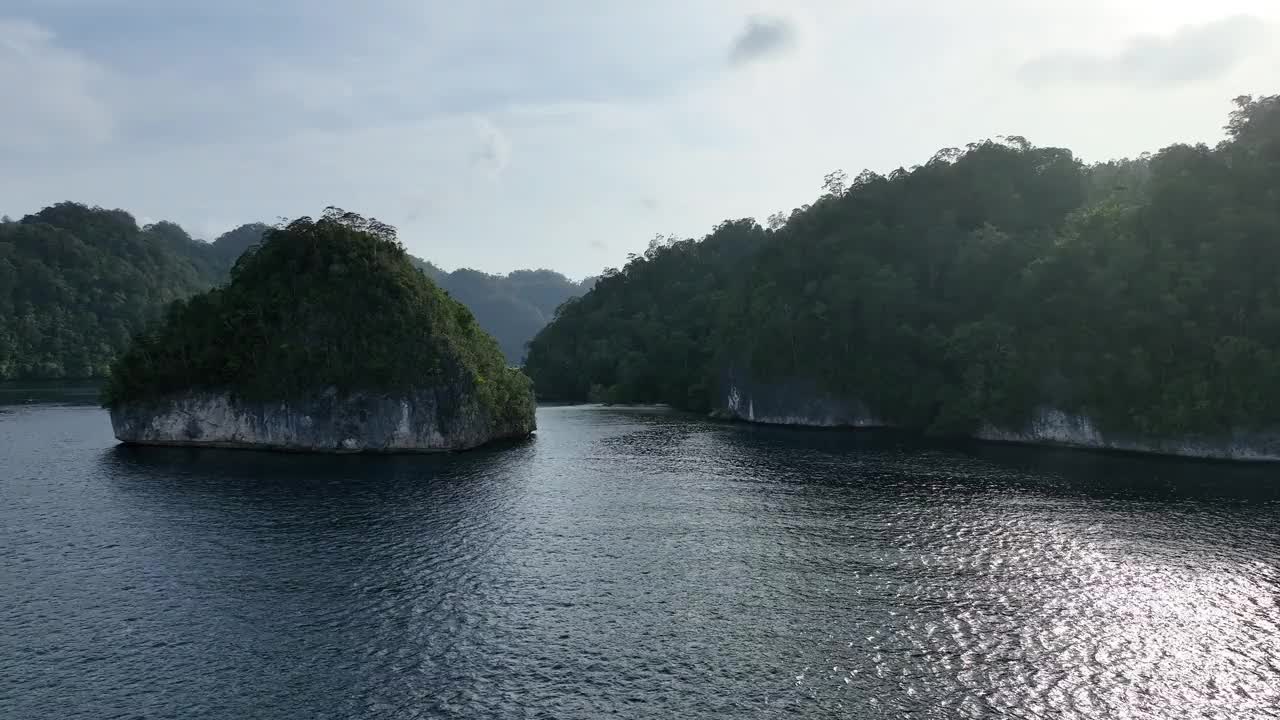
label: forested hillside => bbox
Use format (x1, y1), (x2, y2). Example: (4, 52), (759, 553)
(525, 94), (1280, 438)
(414, 260), (594, 363)
(0, 204), (232, 379)
(0, 205), (589, 379)
(104, 209), (533, 430)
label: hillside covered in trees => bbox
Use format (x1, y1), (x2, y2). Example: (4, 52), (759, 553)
(104, 209), (533, 429)
(0, 205), (589, 379)
(525, 94), (1280, 439)
(414, 261), (595, 364)
(0, 205), (251, 379)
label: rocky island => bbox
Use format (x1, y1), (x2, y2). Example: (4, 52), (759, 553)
(524, 95), (1280, 462)
(103, 208), (535, 452)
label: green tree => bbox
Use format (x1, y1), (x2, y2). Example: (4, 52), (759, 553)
(104, 208), (534, 431)
(527, 94), (1280, 437)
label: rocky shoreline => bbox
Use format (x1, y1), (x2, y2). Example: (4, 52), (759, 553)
(110, 387), (534, 453)
(718, 380), (1280, 462)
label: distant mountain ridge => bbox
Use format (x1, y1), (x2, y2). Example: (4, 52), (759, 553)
(0, 202), (591, 379)
(411, 259), (595, 363)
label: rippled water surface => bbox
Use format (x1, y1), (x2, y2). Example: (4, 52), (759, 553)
(3, 399), (1280, 719)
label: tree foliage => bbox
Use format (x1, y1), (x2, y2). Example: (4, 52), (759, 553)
(525, 95), (1280, 436)
(2, 205), (590, 379)
(103, 208), (533, 428)
(525, 219), (765, 407)
(413, 260), (595, 364)
(0, 203), (239, 379)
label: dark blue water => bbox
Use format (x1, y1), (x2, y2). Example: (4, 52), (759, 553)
(3, 396), (1279, 719)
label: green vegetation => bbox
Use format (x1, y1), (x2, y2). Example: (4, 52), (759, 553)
(103, 208), (533, 428)
(525, 94), (1280, 437)
(525, 221), (766, 409)
(414, 261), (594, 364)
(1, 205), (588, 380)
(0, 203), (246, 379)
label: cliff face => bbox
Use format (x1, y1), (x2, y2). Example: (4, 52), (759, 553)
(718, 374), (1280, 462)
(976, 408), (1280, 462)
(110, 386), (535, 453)
(716, 371), (881, 428)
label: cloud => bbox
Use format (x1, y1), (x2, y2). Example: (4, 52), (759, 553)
(0, 18), (114, 150)
(469, 116), (511, 177)
(728, 15), (797, 67)
(7, 1), (1280, 279)
(1018, 15), (1269, 88)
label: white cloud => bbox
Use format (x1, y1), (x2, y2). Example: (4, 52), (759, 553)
(1019, 15), (1271, 88)
(470, 117), (511, 177)
(0, 18), (114, 150)
(3, 1), (1280, 277)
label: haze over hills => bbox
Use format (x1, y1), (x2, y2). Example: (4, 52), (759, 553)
(411, 260), (595, 363)
(0, 203), (592, 379)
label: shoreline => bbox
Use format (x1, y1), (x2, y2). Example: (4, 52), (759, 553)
(713, 412), (1280, 464)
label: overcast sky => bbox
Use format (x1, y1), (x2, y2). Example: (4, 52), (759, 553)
(3, 1), (1278, 277)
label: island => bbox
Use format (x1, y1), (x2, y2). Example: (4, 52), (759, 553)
(103, 208), (536, 453)
(523, 94), (1280, 462)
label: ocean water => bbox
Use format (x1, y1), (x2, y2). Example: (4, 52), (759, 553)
(3, 398), (1278, 718)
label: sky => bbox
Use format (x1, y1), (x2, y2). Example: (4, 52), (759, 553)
(2, 0), (1278, 278)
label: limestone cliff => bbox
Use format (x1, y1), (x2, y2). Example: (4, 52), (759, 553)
(110, 386), (534, 453)
(103, 209), (537, 453)
(716, 373), (881, 428)
(718, 373), (1280, 462)
(975, 408), (1280, 461)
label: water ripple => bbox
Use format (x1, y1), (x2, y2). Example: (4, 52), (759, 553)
(2, 403), (1279, 719)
